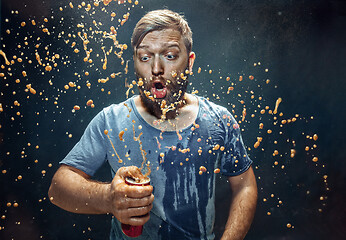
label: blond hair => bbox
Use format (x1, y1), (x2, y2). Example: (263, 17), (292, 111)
(131, 9), (193, 53)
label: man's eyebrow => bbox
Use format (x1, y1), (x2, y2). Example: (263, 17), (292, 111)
(136, 45), (149, 50)
(136, 43), (181, 50)
(163, 43), (181, 49)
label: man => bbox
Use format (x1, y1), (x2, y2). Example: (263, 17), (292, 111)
(49, 9), (257, 240)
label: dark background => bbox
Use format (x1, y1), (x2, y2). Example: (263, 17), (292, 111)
(0, 0), (345, 239)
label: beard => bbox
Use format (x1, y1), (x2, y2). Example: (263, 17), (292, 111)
(138, 75), (189, 119)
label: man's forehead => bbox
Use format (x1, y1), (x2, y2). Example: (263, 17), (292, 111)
(137, 29), (183, 48)
(137, 42), (180, 50)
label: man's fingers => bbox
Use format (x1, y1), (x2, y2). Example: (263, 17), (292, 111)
(116, 205), (152, 226)
(120, 213), (151, 226)
(127, 213), (151, 226)
(126, 185), (153, 198)
(114, 182), (153, 198)
(127, 204), (153, 217)
(115, 166), (143, 180)
(116, 194), (154, 209)
(111, 166), (153, 226)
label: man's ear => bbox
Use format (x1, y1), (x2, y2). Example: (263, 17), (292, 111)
(133, 53), (137, 73)
(188, 52), (196, 73)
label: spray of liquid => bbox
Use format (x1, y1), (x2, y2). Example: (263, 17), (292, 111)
(0, 0), (328, 236)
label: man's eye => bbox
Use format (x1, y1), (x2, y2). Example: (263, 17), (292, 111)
(166, 54), (176, 60)
(140, 56), (149, 61)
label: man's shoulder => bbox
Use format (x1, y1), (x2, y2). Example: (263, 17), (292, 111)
(196, 95), (229, 114)
(102, 97), (134, 116)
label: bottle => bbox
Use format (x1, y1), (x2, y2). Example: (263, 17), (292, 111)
(121, 176), (151, 238)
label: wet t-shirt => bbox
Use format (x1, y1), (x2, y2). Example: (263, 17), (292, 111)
(60, 95), (252, 240)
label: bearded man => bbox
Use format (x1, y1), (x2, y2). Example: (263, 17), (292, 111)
(49, 9), (257, 240)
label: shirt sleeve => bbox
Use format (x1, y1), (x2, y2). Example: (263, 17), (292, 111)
(60, 110), (107, 176)
(220, 110), (253, 176)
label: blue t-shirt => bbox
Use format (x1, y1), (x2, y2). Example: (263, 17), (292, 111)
(61, 95), (252, 240)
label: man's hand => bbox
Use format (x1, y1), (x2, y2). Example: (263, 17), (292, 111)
(109, 166), (154, 226)
(221, 166), (257, 240)
(48, 165), (153, 226)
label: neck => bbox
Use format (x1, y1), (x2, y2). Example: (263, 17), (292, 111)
(140, 94), (188, 120)
(134, 93), (199, 132)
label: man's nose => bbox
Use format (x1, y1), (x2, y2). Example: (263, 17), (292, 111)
(152, 56), (164, 76)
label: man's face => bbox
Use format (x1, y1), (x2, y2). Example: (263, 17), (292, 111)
(133, 28), (195, 114)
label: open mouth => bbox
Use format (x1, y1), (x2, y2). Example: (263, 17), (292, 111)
(151, 80), (167, 99)
(154, 82), (164, 90)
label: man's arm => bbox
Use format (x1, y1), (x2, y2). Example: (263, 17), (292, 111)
(221, 166), (258, 240)
(48, 164), (154, 226)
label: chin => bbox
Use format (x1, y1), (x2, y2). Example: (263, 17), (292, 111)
(139, 83), (187, 110)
